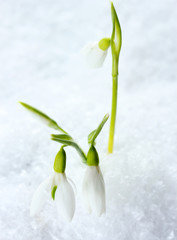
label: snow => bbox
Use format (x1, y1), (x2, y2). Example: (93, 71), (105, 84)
(0, 0), (177, 239)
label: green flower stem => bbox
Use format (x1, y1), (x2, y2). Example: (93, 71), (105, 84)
(73, 143), (87, 163)
(108, 75), (118, 153)
(108, 54), (119, 153)
(51, 134), (87, 164)
(108, 2), (122, 153)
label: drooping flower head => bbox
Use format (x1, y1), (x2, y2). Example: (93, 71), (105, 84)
(82, 145), (106, 216)
(30, 146), (75, 222)
(82, 38), (110, 68)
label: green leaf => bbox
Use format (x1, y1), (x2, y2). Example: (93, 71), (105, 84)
(51, 134), (87, 164)
(51, 134), (74, 145)
(88, 113), (109, 145)
(88, 130), (97, 144)
(19, 101), (67, 134)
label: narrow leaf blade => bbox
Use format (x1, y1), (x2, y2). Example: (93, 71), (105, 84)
(88, 113), (109, 145)
(88, 130), (97, 144)
(19, 101), (67, 133)
(51, 134), (73, 143)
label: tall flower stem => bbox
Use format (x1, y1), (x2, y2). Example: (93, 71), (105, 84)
(108, 75), (118, 153)
(108, 2), (122, 153)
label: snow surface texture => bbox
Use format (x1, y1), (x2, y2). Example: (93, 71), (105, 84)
(0, 0), (177, 239)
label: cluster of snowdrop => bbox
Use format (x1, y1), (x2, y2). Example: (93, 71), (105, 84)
(20, 101), (108, 221)
(20, 1), (121, 223)
(30, 145), (105, 221)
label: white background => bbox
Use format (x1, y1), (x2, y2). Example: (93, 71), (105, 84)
(0, 0), (177, 239)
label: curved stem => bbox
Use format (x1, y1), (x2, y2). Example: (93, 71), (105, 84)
(51, 134), (87, 164)
(73, 142), (87, 163)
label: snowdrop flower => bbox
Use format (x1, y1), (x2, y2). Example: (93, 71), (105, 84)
(82, 146), (106, 216)
(82, 38), (110, 68)
(30, 146), (75, 222)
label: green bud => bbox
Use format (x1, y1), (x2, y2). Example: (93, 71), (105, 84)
(53, 146), (66, 173)
(87, 145), (99, 166)
(98, 38), (111, 51)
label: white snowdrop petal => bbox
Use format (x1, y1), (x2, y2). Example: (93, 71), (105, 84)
(55, 174), (75, 222)
(30, 176), (53, 217)
(82, 173), (92, 214)
(82, 42), (108, 68)
(88, 168), (105, 216)
(67, 177), (77, 194)
(82, 166), (106, 216)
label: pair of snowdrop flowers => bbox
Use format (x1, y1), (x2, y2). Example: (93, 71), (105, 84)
(30, 145), (105, 221)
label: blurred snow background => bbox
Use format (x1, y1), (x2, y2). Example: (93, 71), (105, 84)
(0, 0), (177, 239)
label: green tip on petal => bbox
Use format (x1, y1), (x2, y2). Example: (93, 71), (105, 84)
(98, 38), (111, 51)
(87, 145), (99, 166)
(51, 185), (57, 200)
(53, 146), (66, 173)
